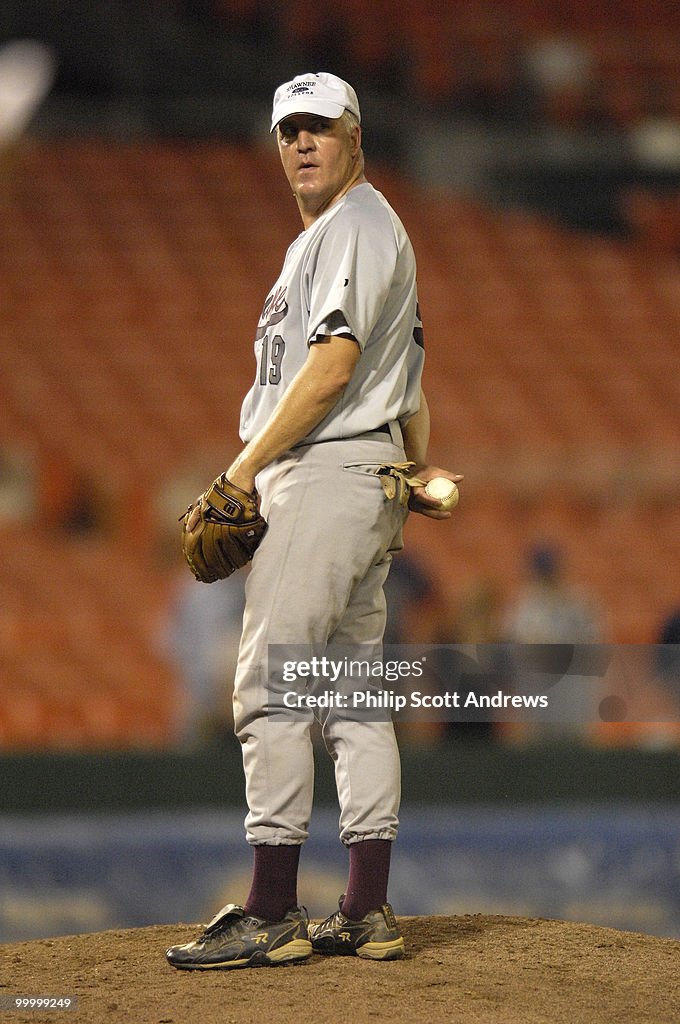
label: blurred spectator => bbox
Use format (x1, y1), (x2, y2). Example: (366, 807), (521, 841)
(505, 543), (602, 645)
(0, 447), (35, 523)
(451, 579), (504, 644)
(161, 571), (246, 748)
(503, 542), (603, 742)
(655, 607), (680, 705)
(50, 470), (113, 537)
(658, 608), (680, 646)
(383, 551), (438, 645)
(432, 581), (508, 744)
(384, 552), (443, 747)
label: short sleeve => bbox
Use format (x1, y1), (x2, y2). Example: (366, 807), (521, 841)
(312, 309), (354, 341)
(306, 206), (398, 351)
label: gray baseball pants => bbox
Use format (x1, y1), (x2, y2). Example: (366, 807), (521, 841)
(233, 430), (408, 847)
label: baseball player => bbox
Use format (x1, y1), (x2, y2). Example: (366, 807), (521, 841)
(166, 72), (462, 970)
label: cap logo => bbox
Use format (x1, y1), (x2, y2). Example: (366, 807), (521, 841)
(289, 81), (316, 97)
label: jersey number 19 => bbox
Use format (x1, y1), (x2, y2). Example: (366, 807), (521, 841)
(258, 333), (285, 386)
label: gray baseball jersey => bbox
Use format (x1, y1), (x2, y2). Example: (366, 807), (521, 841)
(239, 182), (424, 443)
(233, 179), (425, 850)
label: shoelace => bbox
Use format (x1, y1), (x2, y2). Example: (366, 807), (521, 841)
(320, 909), (348, 929)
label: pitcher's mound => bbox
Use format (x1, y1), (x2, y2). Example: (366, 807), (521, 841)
(4, 915), (680, 1023)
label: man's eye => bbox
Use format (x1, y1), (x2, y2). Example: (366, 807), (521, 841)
(280, 119), (329, 140)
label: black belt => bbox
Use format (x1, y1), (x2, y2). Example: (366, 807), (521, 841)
(294, 423), (398, 448)
(360, 423), (403, 444)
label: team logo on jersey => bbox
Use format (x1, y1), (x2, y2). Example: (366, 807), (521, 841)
(255, 285), (288, 340)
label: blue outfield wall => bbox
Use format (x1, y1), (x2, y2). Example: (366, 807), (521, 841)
(1, 804), (679, 944)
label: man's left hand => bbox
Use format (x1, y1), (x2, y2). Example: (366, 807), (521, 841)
(408, 467), (464, 520)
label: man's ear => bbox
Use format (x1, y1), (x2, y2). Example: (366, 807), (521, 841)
(351, 124), (362, 157)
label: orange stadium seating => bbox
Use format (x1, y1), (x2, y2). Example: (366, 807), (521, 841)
(0, 140), (678, 749)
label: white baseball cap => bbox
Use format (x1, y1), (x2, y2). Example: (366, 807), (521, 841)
(271, 72), (361, 132)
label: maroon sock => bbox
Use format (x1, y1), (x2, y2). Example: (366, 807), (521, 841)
(243, 844), (301, 922)
(340, 839), (392, 921)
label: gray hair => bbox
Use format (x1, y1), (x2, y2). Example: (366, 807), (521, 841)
(340, 109), (363, 172)
(340, 110), (360, 136)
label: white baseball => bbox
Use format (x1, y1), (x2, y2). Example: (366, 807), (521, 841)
(425, 477), (459, 510)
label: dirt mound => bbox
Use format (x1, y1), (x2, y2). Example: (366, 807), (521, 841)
(2, 915), (679, 1024)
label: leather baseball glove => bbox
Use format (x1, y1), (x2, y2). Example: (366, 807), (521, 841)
(180, 473), (267, 583)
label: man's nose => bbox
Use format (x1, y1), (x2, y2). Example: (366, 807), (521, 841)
(296, 130), (315, 151)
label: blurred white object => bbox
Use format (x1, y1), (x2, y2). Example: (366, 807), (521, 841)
(630, 118), (680, 171)
(0, 39), (57, 143)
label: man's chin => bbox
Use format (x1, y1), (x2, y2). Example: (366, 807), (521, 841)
(295, 179), (322, 198)
(294, 184), (327, 209)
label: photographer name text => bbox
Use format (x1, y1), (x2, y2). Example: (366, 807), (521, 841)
(281, 689), (549, 711)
